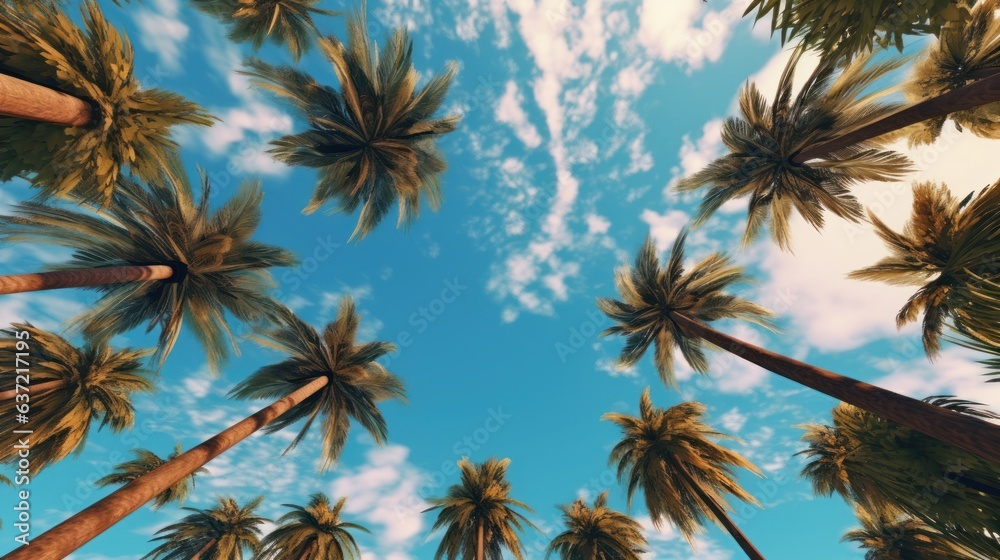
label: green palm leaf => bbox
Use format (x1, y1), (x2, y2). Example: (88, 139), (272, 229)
(546, 491), (647, 560)
(258, 493), (370, 559)
(144, 496), (268, 560)
(844, 507), (986, 560)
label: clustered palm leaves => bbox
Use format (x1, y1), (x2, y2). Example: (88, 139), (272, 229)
(0, 156), (296, 373)
(191, 0), (337, 61)
(843, 508), (985, 560)
(675, 51), (912, 250)
(905, 0), (1000, 145)
(604, 389), (761, 543)
(230, 297), (406, 471)
(546, 491), (648, 560)
(597, 231), (774, 387)
(144, 496), (268, 560)
(96, 444), (208, 509)
(241, 8), (460, 240)
(798, 400), (1000, 558)
(0, 323), (154, 474)
(851, 179), (1000, 356)
(0, 0), (214, 206)
(745, 0), (973, 61)
(425, 457), (537, 560)
(258, 493), (369, 560)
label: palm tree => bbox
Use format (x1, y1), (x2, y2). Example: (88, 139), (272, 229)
(191, 0), (336, 61)
(144, 495), (268, 560)
(597, 232), (1000, 466)
(843, 507), (986, 560)
(240, 8), (459, 240)
(674, 50), (911, 251)
(744, 0), (973, 61)
(5, 298), (404, 560)
(0, 323), (153, 474)
(424, 457), (537, 560)
(904, 0), (1000, 145)
(95, 444), (208, 509)
(604, 389), (764, 559)
(546, 491), (648, 560)
(850, 179), (1000, 357)
(257, 493), (370, 560)
(0, 0), (214, 206)
(799, 399), (1000, 558)
(0, 155), (295, 373)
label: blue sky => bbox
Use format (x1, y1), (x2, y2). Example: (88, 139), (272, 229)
(2, 0), (1000, 559)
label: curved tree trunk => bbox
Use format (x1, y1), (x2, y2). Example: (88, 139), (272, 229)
(673, 461), (765, 560)
(793, 67), (1000, 163)
(0, 379), (66, 400)
(477, 518), (485, 560)
(670, 312), (1000, 465)
(3, 375), (331, 560)
(191, 538), (216, 560)
(0, 265), (177, 295)
(0, 73), (92, 126)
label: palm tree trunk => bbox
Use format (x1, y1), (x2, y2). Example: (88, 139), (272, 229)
(191, 538), (216, 560)
(0, 73), (92, 126)
(477, 517), (485, 560)
(0, 265), (178, 295)
(673, 461), (765, 560)
(670, 312), (1000, 465)
(0, 380), (66, 400)
(792, 67), (1000, 163)
(2, 375), (331, 560)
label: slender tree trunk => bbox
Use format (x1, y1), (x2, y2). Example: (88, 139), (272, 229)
(0, 73), (92, 126)
(477, 518), (485, 560)
(2, 375), (331, 560)
(0, 379), (66, 400)
(673, 461), (765, 560)
(793, 68), (1000, 163)
(191, 538), (216, 560)
(0, 265), (176, 295)
(670, 312), (1000, 465)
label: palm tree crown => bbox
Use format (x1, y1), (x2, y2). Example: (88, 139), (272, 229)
(675, 51), (911, 251)
(241, 8), (460, 240)
(0, 0), (214, 206)
(597, 231), (774, 388)
(905, 0), (1000, 145)
(546, 491), (647, 560)
(425, 457), (537, 560)
(0, 323), (153, 474)
(144, 495), (268, 560)
(191, 0), (337, 61)
(850, 179), (1000, 356)
(603, 389), (761, 542)
(843, 507), (985, 560)
(0, 156), (296, 373)
(95, 443), (208, 509)
(229, 297), (405, 471)
(258, 493), (370, 560)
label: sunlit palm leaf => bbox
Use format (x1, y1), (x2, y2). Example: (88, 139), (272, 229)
(144, 496), (268, 560)
(191, 0), (337, 61)
(96, 443), (208, 509)
(844, 507), (985, 560)
(546, 491), (647, 560)
(258, 493), (369, 559)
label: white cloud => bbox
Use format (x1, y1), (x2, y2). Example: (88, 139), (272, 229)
(597, 357), (638, 378)
(375, 0), (433, 30)
(495, 81), (543, 149)
(875, 347), (1000, 410)
(635, 0), (748, 72)
(641, 209), (689, 252)
(673, 118), (724, 186)
(719, 407), (748, 433)
(132, 0), (189, 72)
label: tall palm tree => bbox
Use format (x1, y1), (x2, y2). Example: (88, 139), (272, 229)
(424, 457), (537, 560)
(257, 493), (370, 560)
(5, 298), (404, 560)
(144, 495), (268, 560)
(240, 8), (460, 241)
(843, 507), (987, 560)
(0, 0), (214, 206)
(0, 155), (296, 372)
(597, 232), (1000, 466)
(799, 399), (1000, 558)
(674, 50), (911, 251)
(744, 0), (973, 61)
(850, 179), (1000, 357)
(546, 491), (648, 560)
(95, 444), (208, 509)
(604, 389), (764, 559)
(0, 323), (154, 474)
(191, 0), (336, 61)
(905, 0), (1000, 145)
